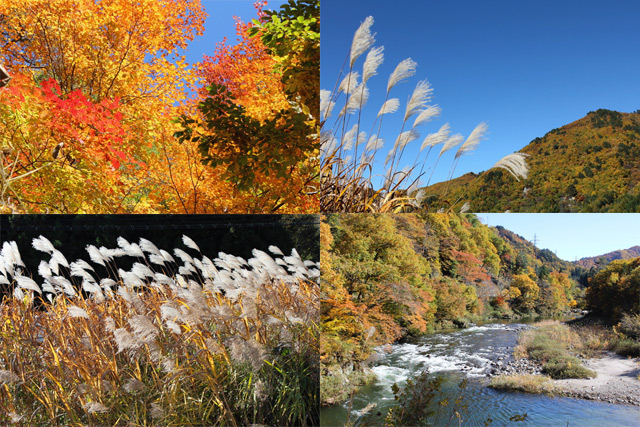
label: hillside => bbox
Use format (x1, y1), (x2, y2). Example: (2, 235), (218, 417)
(575, 245), (640, 269)
(321, 213), (585, 405)
(421, 109), (640, 212)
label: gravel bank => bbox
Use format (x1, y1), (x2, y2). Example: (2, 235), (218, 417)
(554, 352), (640, 406)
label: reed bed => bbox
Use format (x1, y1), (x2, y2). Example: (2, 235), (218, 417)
(320, 16), (529, 212)
(0, 236), (319, 426)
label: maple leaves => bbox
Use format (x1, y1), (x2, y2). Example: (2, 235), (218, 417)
(0, 72), (145, 212)
(0, 0), (318, 213)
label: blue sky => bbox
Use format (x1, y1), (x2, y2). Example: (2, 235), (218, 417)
(480, 214), (640, 261)
(181, 0), (287, 72)
(321, 0), (640, 187)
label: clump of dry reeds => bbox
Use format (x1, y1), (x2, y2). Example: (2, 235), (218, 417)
(0, 235), (319, 426)
(320, 16), (529, 212)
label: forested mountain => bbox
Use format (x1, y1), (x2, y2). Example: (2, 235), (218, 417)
(421, 109), (640, 212)
(575, 245), (640, 269)
(321, 213), (585, 405)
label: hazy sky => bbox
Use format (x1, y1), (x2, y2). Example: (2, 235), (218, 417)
(321, 0), (640, 187)
(479, 214), (640, 261)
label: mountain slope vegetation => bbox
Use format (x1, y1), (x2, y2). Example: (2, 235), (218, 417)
(421, 109), (640, 212)
(320, 213), (586, 405)
(575, 245), (640, 269)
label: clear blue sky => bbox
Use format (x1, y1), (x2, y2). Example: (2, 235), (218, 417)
(479, 214), (640, 261)
(181, 0), (288, 75)
(321, 0), (640, 187)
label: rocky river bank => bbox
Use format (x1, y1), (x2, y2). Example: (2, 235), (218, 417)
(487, 337), (640, 406)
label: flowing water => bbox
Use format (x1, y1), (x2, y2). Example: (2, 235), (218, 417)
(321, 321), (640, 426)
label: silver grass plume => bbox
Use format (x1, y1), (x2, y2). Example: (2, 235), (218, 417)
(350, 16), (375, 67)
(124, 378), (145, 393)
(86, 245), (106, 267)
(404, 80), (433, 121)
(320, 89), (335, 120)
(16, 275), (41, 293)
(32, 236), (55, 254)
(421, 123), (451, 150)
(67, 305), (90, 319)
(0, 369), (21, 384)
(412, 105), (441, 128)
(394, 129), (420, 151)
(365, 136), (384, 152)
(387, 58), (417, 93)
(455, 122), (488, 159)
(173, 248), (195, 265)
(363, 46), (384, 83)
(268, 245), (284, 256)
(42, 281), (55, 294)
(377, 98), (399, 117)
(342, 124), (358, 151)
(38, 260), (52, 279)
(339, 83), (369, 117)
(338, 71), (360, 94)
(459, 201), (471, 213)
(128, 315), (158, 343)
(320, 132), (337, 156)
(182, 235), (200, 252)
(139, 238), (160, 255)
(491, 153), (530, 181)
(83, 402), (108, 414)
(149, 253), (166, 266)
(439, 133), (464, 156)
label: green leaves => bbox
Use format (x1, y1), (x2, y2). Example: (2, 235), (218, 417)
(174, 83), (314, 191)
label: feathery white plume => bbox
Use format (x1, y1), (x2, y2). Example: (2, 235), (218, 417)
(404, 80), (433, 121)
(139, 238), (160, 255)
(268, 245), (284, 256)
(421, 123), (451, 150)
(350, 16), (375, 67)
(412, 105), (441, 128)
(363, 46), (384, 83)
(491, 153), (530, 181)
(338, 71), (360, 94)
(439, 133), (464, 156)
(182, 235), (200, 252)
(86, 245), (106, 267)
(364, 136), (384, 152)
(16, 276), (41, 293)
(320, 132), (338, 156)
(377, 98), (399, 117)
(38, 261), (52, 279)
(32, 236), (55, 254)
(387, 58), (417, 93)
(394, 129), (420, 151)
(342, 124), (358, 151)
(320, 89), (335, 120)
(68, 305), (90, 319)
(455, 122), (488, 159)
(340, 83), (369, 117)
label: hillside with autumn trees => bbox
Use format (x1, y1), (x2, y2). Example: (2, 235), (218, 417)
(420, 109), (640, 212)
(320, 213), (594, 405)
(0, 0), (318, 213)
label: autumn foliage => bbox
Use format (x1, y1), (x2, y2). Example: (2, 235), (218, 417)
(0, 0), (318, 213)
(320, 213), (584, 405)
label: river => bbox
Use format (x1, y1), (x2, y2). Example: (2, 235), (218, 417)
(320, 321), (640, 426)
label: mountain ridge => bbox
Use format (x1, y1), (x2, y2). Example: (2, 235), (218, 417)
(422, 109), (640, 212)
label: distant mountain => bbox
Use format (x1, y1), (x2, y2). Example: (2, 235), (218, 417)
(575, 245), (640, 269)
(421, 109), (640, 212)
(493, 225), (575, 274)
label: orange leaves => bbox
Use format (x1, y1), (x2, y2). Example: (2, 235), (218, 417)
(0, 0), (317, 213)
